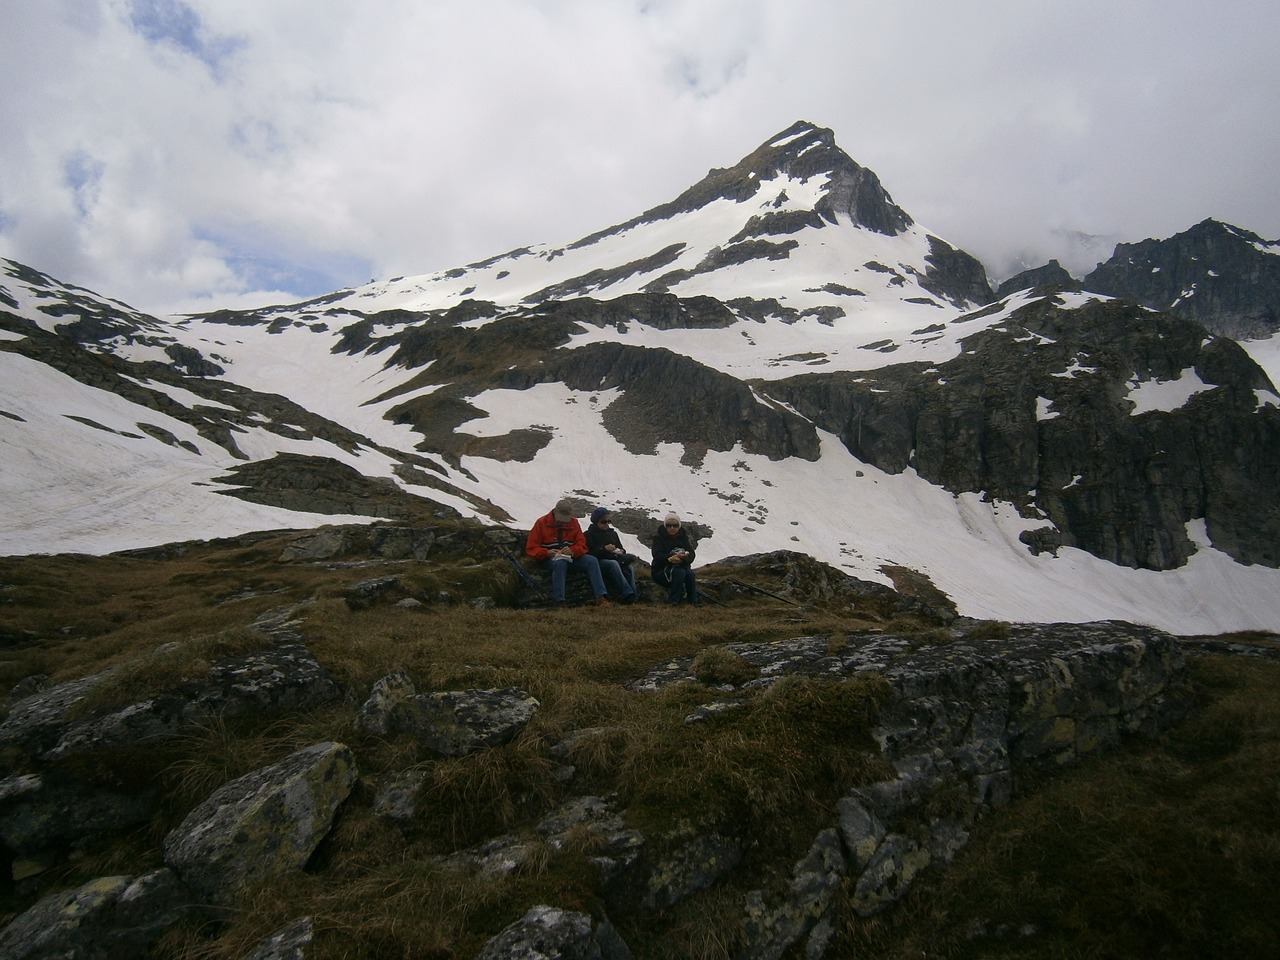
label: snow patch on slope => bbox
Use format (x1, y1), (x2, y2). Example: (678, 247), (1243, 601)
(0, 351), (378, 555)
(444, 379), (1280, 635)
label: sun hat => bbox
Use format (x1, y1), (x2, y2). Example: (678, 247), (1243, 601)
(553, 499), (574, 521)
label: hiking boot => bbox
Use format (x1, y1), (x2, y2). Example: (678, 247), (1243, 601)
(595, 597), (613, 607)
(620, 593), (637, 605)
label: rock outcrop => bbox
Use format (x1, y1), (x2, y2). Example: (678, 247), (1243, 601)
(0, 557), (1199, 960)
(995, 259), (1079, 298)
(239, 916), (315, 960)
(474, 904), (633, 960)
(0, 642), (342, 762)
(0, 868), (186, 960)
(626, 619), (1191, 957)
(162, 741), (356, 907)
(356, 674), (540, 756)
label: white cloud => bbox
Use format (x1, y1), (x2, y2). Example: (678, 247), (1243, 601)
(2, 0), (1278, 314)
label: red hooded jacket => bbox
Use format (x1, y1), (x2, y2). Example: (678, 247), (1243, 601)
(526, 511), (588, 562)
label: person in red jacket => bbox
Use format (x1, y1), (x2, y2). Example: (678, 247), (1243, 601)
(525, 499), (610, 605)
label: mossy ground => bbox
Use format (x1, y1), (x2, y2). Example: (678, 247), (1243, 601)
(1, 527), (1277, 959)
(839, 654), (1280, 960)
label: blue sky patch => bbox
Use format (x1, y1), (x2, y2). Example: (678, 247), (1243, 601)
(63, 151), (106, 219)
(195, 227), (373, 302)
(127, 0), (244, 76)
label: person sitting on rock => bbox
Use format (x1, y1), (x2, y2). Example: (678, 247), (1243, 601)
(585, 507), (638, 604)
(526, 499), (611, 606)
(650, 512), (699, 605)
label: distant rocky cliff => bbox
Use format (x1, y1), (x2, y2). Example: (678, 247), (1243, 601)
(769, 296), (1280, 570)
(1084, 219), (1280, 340)
(996, 220), (1280, 341)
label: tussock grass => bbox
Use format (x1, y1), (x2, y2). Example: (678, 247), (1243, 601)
(620, 674), (894, 872)
(691, 645), (760, 686)
(3, 534), (1278, 960)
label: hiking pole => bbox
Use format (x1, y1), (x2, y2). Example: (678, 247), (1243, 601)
(495, 545), (553, 603)
(727, 577), (800, 605)
(695, 587), (729, 608)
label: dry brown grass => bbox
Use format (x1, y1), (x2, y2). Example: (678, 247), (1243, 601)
(4, 533), (1277, 960)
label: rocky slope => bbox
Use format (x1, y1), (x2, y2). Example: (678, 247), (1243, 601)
(0, 536), (1196, 960)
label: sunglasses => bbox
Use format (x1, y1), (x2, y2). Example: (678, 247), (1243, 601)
(665, 522), (679, 528)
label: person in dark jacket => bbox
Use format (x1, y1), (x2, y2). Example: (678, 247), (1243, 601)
(650, 512), (698, 605)
(525, 499), (610, 605)
(585, 507), (637, 604)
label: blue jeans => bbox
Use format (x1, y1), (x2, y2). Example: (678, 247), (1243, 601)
(545, 554), (605, 602)
(655, 564), (698, 604)
(598, 558), (636, 597)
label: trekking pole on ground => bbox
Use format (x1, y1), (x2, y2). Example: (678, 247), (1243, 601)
(727, 577), (800, 605)
(695, 587), (729, 607)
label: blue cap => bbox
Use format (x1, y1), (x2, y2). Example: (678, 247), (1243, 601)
(590, 507), (612, 524)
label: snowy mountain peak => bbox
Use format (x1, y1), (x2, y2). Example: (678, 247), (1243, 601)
(327, 120), (988, 320)
(640, 119), (913, 237)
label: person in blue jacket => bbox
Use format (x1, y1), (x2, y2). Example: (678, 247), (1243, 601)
(650, 512), (698, 605)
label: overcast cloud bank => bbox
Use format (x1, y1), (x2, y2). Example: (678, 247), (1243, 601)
(3, 0), (1278, 316)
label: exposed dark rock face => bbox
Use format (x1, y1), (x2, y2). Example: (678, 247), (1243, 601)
(995, 259), (1079, 298)
(525, 243), (688, 303)
(537, 292), (738, 331)
(381, 299), (821, 468)
(918, 237), (995, 308)
(163, 342), (225, 376)
(767, 296), (1280, 569)
(214, 454), (449, 520)
(1084, 219), (1280, 339)
(542, 342), (822, 464)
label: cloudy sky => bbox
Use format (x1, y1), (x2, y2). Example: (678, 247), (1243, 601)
(3, 0), (1278, 317)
